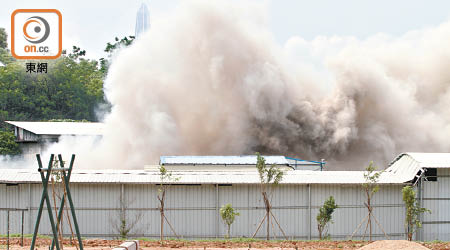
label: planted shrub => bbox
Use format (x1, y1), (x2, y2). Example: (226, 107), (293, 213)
(317, 196), (338, 240)
(402, 186), (431, 241)
(220, 203), (240, 239)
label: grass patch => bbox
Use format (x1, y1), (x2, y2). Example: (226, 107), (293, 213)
(427, 240), (444, 243)
(132, 237), (289, 243)
(0, 234), (55, 239)
(197, 238), (262, 243)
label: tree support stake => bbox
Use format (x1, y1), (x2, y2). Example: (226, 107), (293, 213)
(30, 154), (83, 250)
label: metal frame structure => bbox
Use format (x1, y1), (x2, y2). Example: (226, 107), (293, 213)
(285, 157), (325, 171)
(30, 154), (83, 250)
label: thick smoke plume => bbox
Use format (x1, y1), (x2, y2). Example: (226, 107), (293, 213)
(7, 1), (450, 170)
(93, 0), (450, 170)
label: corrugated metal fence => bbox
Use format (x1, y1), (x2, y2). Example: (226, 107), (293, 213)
(1, 182), (410, 240)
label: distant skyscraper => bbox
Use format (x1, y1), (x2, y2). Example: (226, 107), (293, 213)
(135, 2), (150, 38)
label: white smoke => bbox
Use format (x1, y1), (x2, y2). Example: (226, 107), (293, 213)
(96, 0), (450, 170)
(6, 0), (450, 170)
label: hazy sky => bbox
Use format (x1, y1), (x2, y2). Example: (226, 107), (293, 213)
(1, 0), (450, 59)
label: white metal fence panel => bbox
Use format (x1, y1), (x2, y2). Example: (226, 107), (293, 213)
(0, 179), (445, 240)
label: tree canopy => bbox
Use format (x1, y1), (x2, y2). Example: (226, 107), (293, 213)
(0, 130), (20, 155)
(0, 29), (136, 132)
(0, 28), (136, 155)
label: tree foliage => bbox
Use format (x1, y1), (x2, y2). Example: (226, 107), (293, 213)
(157, 165), (180, 242)
(0, 28), (14, 66)
(254, 152), (286, 240)
(363, 162), (381, 194)
(100, 36), (135, 74)
(0, 28), (114, 131)
(0, 28), (139, 131)
(0, 28), (7, 49)
(0, 130), (20, 155)
(104, 36), (135, 54)
(402, 186), (431, 241)
(0, 52), (105, 128)
(362, 161), (381, 241)
(317, 196), (338, 240)
(256, 152), (284, 185)
(220, 203), (240, 239)
(62, 46), (87, 61)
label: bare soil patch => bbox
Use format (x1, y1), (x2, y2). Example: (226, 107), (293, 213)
(359, 240), (430, 250)
(2, 237), (450, 250)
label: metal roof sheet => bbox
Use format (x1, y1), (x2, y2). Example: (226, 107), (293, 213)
(385, 152), (450, 182)
(404, 152), (450, 168)
(5, 121), (104, 135)
(0, 168), (403, 185)
(160, 155), (289, 165)
(2, 153), (448, 185)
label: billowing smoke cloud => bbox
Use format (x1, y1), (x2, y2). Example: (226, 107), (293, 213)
(87, 0), (450, 170)
(7, 1), (450, 170)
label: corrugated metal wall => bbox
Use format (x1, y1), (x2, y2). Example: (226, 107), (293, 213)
(421, 168), (450, 241)
(0, 182), (415, 240)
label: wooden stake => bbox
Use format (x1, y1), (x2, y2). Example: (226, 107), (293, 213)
(252, 213), (268, 238)
(350, 214), (369, 239)
(270, 210), (289, 240)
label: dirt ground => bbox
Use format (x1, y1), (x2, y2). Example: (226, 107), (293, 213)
(2, 237), (450, 250)
(359, 240), (430, 250)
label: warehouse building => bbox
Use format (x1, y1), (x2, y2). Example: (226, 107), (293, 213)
(5, 121), (104, 160)
(0, 153), (449, 240)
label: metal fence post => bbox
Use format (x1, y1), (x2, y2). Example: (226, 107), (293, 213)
(216, 184), (219, 238)
(21, 209), (24, 246)
(28, 183), (32, 236)
(120, 183), (125, 234)
(416, 178), (423, 241)
(7, 210), (10, 250)
(308, 184), (311, 240)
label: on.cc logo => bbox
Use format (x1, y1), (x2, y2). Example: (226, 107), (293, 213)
(11, 9), (62, 59)
(23, 16), (50, 44)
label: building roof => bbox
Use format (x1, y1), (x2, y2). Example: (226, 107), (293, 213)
(385, 152), (450, 182)
(160, 155), (289, 165)
(1, 152), (448, 185)
(5, 121), (104, 136)
(0, 168), (403, 185)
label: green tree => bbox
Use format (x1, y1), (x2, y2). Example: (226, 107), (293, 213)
(104, 36), (135, 53)
(0, 27), (110, 138)
(100, 35), (135, 74)
(157, 165), (180, 243)
(351, 162), (389, 240)
(252, 152), (286, 240)
(62, 45), (86, 61)
(220, 204), (240, 239)
(362, 162), (381, 241)
(0, 26), (106, 127)
(0, 28), (14, 65)
(0, 130), (20, 155)
(0, 28), (7, 49)
(402, 186), (431, 241)
(0, 43), (106, 128)
(317, 196), (338, 240)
